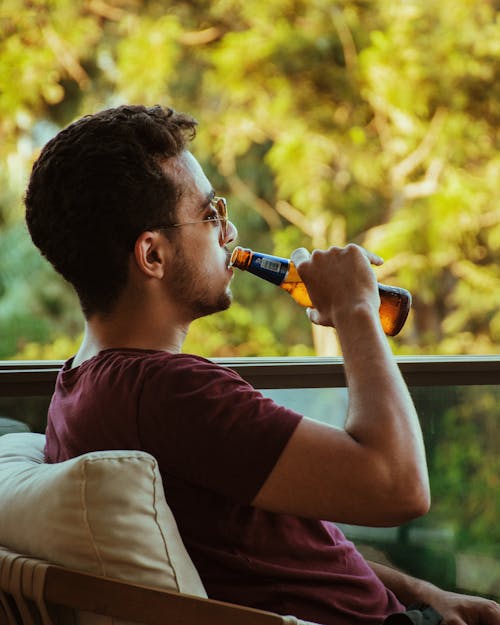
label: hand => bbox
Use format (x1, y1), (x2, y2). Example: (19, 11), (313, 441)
(368, 562), (499, 625)
(425, 588), (500, 625)
(291, 244), (384, 327)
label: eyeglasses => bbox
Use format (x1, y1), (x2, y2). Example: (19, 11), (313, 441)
(150, 197), (229, 243)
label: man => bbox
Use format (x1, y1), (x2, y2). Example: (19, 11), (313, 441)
(25, 105), (499, 625)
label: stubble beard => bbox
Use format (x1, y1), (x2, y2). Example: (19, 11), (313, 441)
(167, 246), (233, 320)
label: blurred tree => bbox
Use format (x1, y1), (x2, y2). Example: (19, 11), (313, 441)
(0, 0), (499, 359)
(432, 386), (500, 549)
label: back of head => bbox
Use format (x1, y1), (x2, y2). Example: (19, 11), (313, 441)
(25, 105), (197, 317)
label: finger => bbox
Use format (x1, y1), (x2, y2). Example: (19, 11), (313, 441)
(306, 308), (319, 324)
(364, 249), (384, 266)
(479, 599), (500, 625)
(291, 247), (311, 267)
(346, 243), (384, 267)
(306, 307), (333, 328)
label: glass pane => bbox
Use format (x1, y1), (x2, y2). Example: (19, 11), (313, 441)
(262, 385), (500, 601)
(0, 396), (50, 434)
(2, 381), (497, 601)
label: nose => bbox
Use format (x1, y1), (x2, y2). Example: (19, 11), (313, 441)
(222, 220), (238, 245)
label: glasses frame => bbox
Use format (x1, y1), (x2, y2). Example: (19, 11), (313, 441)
(149, 196), (229, 243)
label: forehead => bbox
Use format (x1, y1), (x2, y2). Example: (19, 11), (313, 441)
(167, 151), (212, 207)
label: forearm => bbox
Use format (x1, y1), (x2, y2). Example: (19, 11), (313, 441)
(367, 560), (440, 608)
(290, 245), (430, 522)
(369, 560), (500, 625)
(337, 307), (430, 509)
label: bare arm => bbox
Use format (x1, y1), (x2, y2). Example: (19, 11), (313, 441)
(252, 245), (430, 526)
(368, 561), (500, 625)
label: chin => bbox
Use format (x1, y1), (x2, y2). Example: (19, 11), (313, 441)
(220, 290), (233, 311)
(215, 288), (233, 313)
(191, 289), (232, 320)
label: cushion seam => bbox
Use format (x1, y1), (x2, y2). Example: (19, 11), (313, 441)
(80, 459), (107, 576)
(149, 457), (181, 592)
(82, 453), (152, 463)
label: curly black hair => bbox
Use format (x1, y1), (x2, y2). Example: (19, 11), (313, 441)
(25, 104), (197, 317)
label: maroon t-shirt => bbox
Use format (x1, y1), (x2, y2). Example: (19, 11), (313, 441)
(45, 349), (404, 625)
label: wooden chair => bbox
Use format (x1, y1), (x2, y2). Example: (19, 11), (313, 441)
(0, 545), (289, 625)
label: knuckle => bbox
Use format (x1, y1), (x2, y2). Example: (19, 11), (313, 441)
(321, 247), (340, 261)
(310, 248), (324, 262)
(342, 243), (363, 259)
(484, 600), (500, 615)
(346, 243), (364, 256)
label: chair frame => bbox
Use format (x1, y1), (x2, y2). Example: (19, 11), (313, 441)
(0, 546), (283, 625)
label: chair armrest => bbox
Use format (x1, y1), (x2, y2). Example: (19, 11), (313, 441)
(43, 564), (283, 625)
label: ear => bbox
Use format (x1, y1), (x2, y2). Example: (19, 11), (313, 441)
(133, 231), (169, 279)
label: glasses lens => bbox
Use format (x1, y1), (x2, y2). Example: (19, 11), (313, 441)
(214, 197), (228, 240)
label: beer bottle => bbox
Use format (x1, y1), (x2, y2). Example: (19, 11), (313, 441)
(230, 246), (412, 337)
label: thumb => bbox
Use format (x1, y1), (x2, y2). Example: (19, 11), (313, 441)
(306, 308), (319, 324)
(306, 307), (335, 328)
(291, 247), (311, 267)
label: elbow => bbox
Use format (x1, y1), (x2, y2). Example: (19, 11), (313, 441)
(373, 460), (431, 525)
(402, 485), (431, 520)
(416, 478), (432, 515)
(374, 486), (430, 527)
(391, 474), (431, 524)
(406, 461), (432, 518)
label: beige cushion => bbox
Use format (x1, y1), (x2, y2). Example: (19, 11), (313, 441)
(0, 432), (206, 598)
(0, 433), (321, 625)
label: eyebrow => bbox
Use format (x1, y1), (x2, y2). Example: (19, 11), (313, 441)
(198, 189), (216, 213)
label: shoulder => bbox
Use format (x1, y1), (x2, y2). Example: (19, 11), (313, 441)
(61, 349), (238, 383)
(140, 352), (302, 427)
(144, 351), (247, 388)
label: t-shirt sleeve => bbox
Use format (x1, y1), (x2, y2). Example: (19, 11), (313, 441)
(137, 355), (303, 504)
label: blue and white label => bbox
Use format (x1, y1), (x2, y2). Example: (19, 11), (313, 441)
(248, 252), (290, 285)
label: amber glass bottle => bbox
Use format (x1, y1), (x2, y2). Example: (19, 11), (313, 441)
(230, 246), (412, 337)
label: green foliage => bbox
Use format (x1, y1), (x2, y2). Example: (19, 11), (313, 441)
(424, 386), (500, 548)
(184, 301), (314, 357)
(0, 222), (81, 358)
(0, 0), (499, 359)
(13, 333), (82, 360)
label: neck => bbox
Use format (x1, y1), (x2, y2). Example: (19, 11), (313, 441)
(72, 297), (190, 368)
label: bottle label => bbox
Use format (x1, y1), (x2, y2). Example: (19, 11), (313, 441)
(247, 252), (289, 285)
